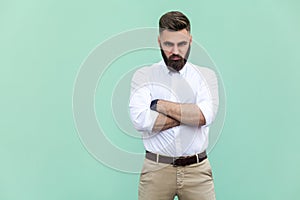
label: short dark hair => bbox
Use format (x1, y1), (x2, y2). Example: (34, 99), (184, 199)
(159, 11), (190, 33)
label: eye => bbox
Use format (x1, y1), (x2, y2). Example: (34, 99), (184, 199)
(163, 42), (174, 47)
(178, 41), (188, 47)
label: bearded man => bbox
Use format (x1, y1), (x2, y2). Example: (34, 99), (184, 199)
(129, 11), (219, 200)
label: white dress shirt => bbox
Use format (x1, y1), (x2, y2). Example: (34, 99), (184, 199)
(129, 60), (219, 157)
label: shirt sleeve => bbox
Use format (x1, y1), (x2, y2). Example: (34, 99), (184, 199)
(129, 68), (159, 133)
(195, 67), (219, 126)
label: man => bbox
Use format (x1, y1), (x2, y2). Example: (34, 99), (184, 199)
(129, 11), (219, 200)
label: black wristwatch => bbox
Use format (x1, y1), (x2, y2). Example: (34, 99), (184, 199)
(150, 99), (159, 111)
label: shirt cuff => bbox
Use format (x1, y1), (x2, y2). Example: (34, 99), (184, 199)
(197, 101), (214, 126)
(147, 110), (160, 133)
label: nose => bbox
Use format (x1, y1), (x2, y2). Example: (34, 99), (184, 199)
(171, 45), (179, 55)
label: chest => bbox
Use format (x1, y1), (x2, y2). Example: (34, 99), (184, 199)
(148, 72), (197, 103)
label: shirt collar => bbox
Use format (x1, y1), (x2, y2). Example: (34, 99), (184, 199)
(159, 60), (189, 76)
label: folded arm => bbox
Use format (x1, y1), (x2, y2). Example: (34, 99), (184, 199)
(151, 99), (206, 127)
(152, 113), (180, 132)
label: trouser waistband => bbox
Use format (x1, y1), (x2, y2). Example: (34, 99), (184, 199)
(145, 150), (207, 167)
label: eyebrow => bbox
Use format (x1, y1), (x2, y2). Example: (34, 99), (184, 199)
(163, 41), (188, 46)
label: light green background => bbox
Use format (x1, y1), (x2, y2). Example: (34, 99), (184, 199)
(1, 0), (300, 199)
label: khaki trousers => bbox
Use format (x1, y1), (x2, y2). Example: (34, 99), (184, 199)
(138, 158), (216, 200)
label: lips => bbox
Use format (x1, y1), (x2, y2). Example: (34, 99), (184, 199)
(170, 55), (182, 61)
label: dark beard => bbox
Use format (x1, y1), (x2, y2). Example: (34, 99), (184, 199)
(160, 45), (191, 72)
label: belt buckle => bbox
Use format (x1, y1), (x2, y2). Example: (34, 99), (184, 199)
(172, 156), (187, 167)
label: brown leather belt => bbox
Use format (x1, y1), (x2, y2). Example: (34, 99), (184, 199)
(145, 150), (207, 167)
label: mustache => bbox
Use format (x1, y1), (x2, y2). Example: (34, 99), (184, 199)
(169, 54), (184, 60)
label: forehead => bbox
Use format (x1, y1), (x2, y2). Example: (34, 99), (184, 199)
(159, 29), (191, 42)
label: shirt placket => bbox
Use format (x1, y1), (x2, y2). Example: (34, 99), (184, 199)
(170, 72), (183, 156)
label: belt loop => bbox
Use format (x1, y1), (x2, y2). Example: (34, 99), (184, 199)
(196, 153), (199, 163)
(156, 153), (159, 163)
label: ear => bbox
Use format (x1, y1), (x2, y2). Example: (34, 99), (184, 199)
(158, 36), (161, 45)
(189, 35), (193, 44)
